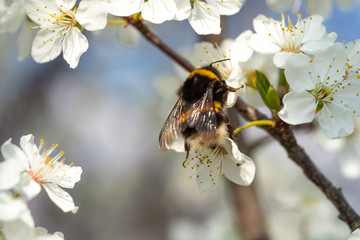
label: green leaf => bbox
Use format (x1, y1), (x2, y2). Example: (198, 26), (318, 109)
(265, 85), (281, 111)
(255, 70), (270, 101)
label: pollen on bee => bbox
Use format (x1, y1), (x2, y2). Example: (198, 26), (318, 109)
(200, 181), (203, 184)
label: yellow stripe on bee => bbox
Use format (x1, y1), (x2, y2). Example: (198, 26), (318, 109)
(214, 101), (222, 113)
(187, 69), (219, 81)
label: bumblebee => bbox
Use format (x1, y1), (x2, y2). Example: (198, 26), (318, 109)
(159, 60), (243, 163)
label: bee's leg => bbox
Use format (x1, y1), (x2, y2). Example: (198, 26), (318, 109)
(182, 143), (190, 168)
(227, 84), (244, 92)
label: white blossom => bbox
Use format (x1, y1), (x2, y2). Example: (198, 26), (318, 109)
(249, 13), (336, 68)
(0, 134), (82, 213)
(26, 0), (108, 68)
(279, 43), (360, 138)
(0, 191), (29, 222)
(102, 0), (177, 24)
(175, 0), (246, 35)
(184, 137), (255, 193)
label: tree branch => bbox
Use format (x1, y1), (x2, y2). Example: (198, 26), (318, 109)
(125, 17), (195, 73)
(234, 98), (360, 231)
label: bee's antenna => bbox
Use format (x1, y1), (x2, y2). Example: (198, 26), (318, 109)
(210, 59), (231, 68)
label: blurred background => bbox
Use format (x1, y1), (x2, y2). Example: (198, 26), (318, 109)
(1, 0), (360, 239)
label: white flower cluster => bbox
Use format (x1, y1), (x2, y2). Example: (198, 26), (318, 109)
(0, 0), (246, 68)
(231, 12), (360, 139)
(0, 134), (82, 240)
(102, 0), (246, 35)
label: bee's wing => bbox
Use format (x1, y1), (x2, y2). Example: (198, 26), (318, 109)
(159, 98), (186, 151)
(187, 87), (217, 134)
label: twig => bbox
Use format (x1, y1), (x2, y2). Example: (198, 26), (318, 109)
(124, 17), (194, 73)
(234, 98), (360, 230)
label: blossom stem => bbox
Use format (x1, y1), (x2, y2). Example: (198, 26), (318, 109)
(233, 120), (275, 135)
(124, 17), (195, 73)
(107, 20), (126, 25)
(234, 97), (360, 231)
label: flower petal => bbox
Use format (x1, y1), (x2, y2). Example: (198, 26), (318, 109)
(222, 138), (255, 186)
(17, 19), (37, 61)
(58, 0), (76, 10)
(333, 81), (360, 117)
(43, 183), (78, 213)
(249, 33), (281, 54)
(230, 30), (254, 63)
(284, 53), (316, 90)
(318, 103), (354, 138)
(313, 43), (346, 84)
(279, 90), (316, 125)
(31, 29), (63, 64)
(35, 227), (64, 240)
(173, 0), (191, 20)
(208, 0), (244, 15)
(225, 65), (245, 108)
(2, 138), (28, 168)
(195, 156), (221, 194)
(15, 173), (42, 200)
(301, 31), (337, 55)
(55, 166), (82, 189)
(188, 1), (221, 35)
(0, 158), (23, 190)
(19, 134), (39, 164)
(273, 51), (292, 68)
(62, 27), (89, 69)
(301, 15), (326, 43)
(101, 0), (143, 17)
(142, 0), (177, 24)
(76, 0), (108, 31)
(0, 191), (28, 221)
(2, 208), (35, 239)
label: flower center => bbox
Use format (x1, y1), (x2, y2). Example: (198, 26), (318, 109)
(55, 9), (77, 28)
(266, 13), (310, 53)
(309, 83), (333, 112)
(28, 139), (73, 185)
